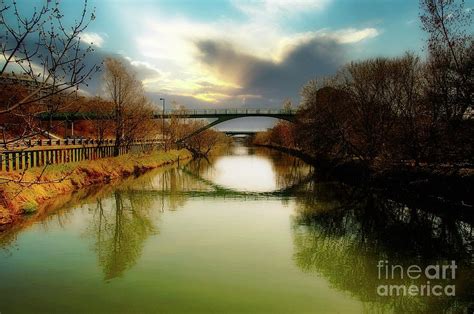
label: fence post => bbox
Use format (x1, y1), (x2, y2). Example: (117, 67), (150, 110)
(18, 152), (23, 170)
(25, 151), (29, 169)
(34, 151), (38, 167)
(5, 152), (10, 171)
(12, 152), (17, 171)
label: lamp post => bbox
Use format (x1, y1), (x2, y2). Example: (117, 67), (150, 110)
(47, 103), (53, 139)
(160, 98), (166, 150)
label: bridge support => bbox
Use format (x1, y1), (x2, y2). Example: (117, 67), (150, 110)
(177, 115), (295, 143)
(178, 117), (233, 143)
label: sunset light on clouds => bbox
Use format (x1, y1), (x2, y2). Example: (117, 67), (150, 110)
(6, 0), (427, 108)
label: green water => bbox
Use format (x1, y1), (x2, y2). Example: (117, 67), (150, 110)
(0, 145), (472, 313)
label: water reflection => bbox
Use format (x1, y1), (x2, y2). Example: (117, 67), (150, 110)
(186, 147), (313, 195)
(0, 144), (472, 313)
(292, 182), (474, 313)
(86, 191), (157, 281)
(79, 147), (314, 282)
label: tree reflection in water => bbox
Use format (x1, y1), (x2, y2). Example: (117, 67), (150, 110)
(83, 151), (314, 282)
(85, 163), (201, 281)
(87, 191), (157, 281)
(3, 144), (471, 313)
(292, 182), (474, 313)
(254, 147), (313, 190)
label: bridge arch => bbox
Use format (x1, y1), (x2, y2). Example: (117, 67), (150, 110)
(178, 113), (295, 142)
(35, 108), (297, 142)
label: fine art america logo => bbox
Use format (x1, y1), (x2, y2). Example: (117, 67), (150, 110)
(376, 260), (457, 297)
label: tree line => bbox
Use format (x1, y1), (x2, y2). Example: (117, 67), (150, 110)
(27, 58), (226, 156)
(0, 0), (226, 161)
(255, 0), (473, 170)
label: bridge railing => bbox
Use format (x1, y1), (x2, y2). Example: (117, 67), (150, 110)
(0, 139), (164, 172)
(37, 108), (298, 121)
(160, 108), (298, 116)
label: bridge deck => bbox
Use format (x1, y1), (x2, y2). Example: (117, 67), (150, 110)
(37, 109), (297, 121)
(161, 108), (297, 118)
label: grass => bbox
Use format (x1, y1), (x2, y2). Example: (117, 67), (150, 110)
(21, 201), (38, 214)
(0, 149), (191, 226)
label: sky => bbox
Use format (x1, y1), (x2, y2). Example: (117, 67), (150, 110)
(61, 0), (427, 106)
(5, 0), (471, 129)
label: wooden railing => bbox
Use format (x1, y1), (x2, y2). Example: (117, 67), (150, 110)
(0, 139), (163, 172)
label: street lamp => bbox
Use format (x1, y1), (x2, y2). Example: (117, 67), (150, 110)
(160, 98), (166, 150)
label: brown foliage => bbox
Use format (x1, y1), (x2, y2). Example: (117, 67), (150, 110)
(0, 0), (98, 148)
(261, 49), (473, 169)
(103, 58), (156, 155)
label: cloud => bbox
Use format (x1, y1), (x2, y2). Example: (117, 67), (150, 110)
(324, 28), (380, 44)
(123, 58), (161, 82)
(123, 0), (379, 106)
(80, 32), (106, 47)
(83, 52), (165, 96)
(195, 35), (346, 106)
(133, 0), (338, 69)
(232, 0), (331, 20)
(1, 33), (104, 93)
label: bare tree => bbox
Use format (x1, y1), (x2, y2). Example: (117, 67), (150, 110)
(165, 103), (190, 149)
(163, 103), (229, 157)
(420, 0), (473, 122)
(0, 0), (99, 114)
(86, 97), (114, 141)
(103, 58), (154, 156)
(0, 0), (98, 186)
(297, 80), (354, 162)
(183, 121), (227, 157)
(260, 1), (473, 170)
(122, 95), (156, 152)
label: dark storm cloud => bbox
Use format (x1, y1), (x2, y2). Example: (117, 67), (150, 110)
(61, 48), (161, 95)
(195, 37), (346, 106)
(2, 34), (159, 95)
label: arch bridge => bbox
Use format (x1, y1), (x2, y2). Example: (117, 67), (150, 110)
(37, 108), (297, 141)
(170, 109), (296, 141)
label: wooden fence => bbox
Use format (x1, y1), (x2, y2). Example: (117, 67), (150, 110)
(0, 139), (163, 172)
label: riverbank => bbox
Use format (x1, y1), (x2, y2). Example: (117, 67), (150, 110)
(254, 144), (474, 209)
(0, 149), (191, 227)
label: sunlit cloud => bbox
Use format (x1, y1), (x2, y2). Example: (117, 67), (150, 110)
(322, 28), (380, 44)
(232, 0), (332, 19)
(194, 36), (345, 105)
(80, 32), (106, 47)
(112, 0), (378, 105)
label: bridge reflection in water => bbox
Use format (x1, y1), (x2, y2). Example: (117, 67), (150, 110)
(87, 149), (474, 312)
(0, 146), (472, 313)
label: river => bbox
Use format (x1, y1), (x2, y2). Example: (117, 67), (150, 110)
(0, 143), (472, 313)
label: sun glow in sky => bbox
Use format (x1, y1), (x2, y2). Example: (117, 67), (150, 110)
(7, 0), (435, 109)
